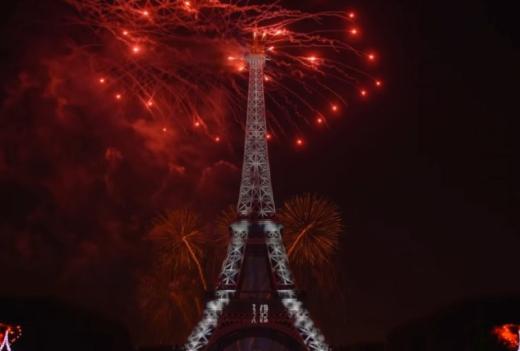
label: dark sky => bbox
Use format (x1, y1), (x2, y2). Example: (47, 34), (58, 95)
(284, 0), (519, 343)
(0, 0), (518, 346)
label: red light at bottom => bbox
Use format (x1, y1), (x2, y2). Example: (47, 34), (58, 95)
(493, 324), (520, 350)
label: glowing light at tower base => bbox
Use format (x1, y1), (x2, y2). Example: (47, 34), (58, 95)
(0, 324), (22, 351)
(493, 324), (520, 350)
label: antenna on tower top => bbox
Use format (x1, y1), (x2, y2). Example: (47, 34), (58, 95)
(251, 31), (266, 55)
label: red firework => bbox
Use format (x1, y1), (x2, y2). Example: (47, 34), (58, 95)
(66, 0), (382, 147)
(494, 324), (520, 350)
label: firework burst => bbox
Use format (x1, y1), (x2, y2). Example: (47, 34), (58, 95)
(277, 193), (343, 291)
(140, 208), (209, 342)
(66, 0), (382, 147)
(148, 208), (207, 289)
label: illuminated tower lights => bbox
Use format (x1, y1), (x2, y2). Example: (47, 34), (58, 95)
(0, 324), (21, 351)
(0, 333), (10, 351)
(184, 39), (329, 351)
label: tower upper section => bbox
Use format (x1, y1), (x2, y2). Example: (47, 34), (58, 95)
(236, 44), (275, 218)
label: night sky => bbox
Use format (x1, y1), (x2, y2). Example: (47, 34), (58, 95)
(0, 0), (518, 346)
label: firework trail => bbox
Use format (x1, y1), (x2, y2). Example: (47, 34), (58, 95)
(66, 0), (382, 146)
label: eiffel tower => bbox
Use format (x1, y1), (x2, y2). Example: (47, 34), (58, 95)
(184, 36), (329, 351)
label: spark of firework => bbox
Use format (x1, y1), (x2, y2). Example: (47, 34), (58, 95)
(214, 205), (238, 246)
(203, 204), (239, 283)
(148, 209), (207, 290)
(65, 0), (382, 146)
(137, 269), (203, 344)
(277, 193), (343, 291)
(493, 324), (520, 350)
(139, 209), (210, 343)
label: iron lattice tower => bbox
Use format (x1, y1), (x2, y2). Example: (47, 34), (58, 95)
(184, 41), (329, 351)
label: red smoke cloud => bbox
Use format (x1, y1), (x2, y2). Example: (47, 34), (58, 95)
(0, 0), (240, 338)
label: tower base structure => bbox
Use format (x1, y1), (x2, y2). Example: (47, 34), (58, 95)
(185, 220), (329, 351)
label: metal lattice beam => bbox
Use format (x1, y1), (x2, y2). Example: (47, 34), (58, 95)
(279, 290), (330, 351)
(264, 220), (294, 286)
(263, 220), (330, 351)
(184, 290), (234, 351)
(184, 221), (249, 351)
(218, 221), (249, 287)
(237, 54), (276, 218)
(0, 333), (11, 351)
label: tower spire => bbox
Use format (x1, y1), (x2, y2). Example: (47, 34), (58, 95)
(236, 35), (275, 218)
